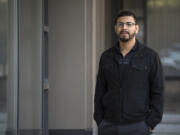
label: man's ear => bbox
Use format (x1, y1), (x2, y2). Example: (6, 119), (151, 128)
(135, 24), (139, 34)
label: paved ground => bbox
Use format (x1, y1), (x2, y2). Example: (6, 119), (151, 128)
(1, 113), (180, 135)
(152, 113), (180, 135)
(0, 112), (6, 135)
(1, 77), (180, 134)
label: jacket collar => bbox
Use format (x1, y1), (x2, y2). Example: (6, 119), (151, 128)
(114, 39), (139, 54)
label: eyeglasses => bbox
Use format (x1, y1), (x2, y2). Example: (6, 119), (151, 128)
(116, 22), (136, 28)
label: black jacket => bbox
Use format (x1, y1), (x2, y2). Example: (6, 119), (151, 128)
(94, 40), (164, 129)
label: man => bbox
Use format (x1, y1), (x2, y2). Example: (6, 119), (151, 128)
(94, 10), (164, 135)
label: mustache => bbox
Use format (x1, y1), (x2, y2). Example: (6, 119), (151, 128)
(120, 30), (129, 34)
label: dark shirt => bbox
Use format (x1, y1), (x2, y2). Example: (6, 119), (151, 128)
(114, 41), (138, 64)
(107, 42), (138, 123)
(114, 41), (138, 79)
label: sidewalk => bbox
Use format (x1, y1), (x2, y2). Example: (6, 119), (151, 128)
(0, 112), (6, 135)
(153, 113), (180, 135)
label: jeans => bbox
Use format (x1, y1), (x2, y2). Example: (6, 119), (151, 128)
(98, 120), (151, 135)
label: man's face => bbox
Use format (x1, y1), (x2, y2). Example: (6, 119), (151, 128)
(115, 16), (139, 42)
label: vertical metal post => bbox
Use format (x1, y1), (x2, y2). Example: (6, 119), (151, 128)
(42, 0), (49, 135)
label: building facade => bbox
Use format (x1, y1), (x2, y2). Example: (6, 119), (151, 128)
(0, 0), (180, 135)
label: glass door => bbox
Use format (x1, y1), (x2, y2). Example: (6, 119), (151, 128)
(147, 0), (180, 113)
(147, 0), (180, 134)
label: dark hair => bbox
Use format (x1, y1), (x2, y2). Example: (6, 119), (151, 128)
(114, 10), (137, 25)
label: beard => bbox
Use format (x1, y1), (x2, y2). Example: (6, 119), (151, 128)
(118, 30), (136, 42)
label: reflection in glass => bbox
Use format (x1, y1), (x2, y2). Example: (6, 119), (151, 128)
(160, 43), (180, 77)
(1, 0), (18, 135)
(0, 0), (8, 135)
(147, 0), (180, 113)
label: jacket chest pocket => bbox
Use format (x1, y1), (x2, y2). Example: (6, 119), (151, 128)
(131, 58), (148, 72)
(129, 58), (149, 83)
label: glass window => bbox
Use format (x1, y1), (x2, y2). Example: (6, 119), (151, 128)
(0, 0), (18, 135)
(147, 0), (180, 113)
(0, 1), (8, 134)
